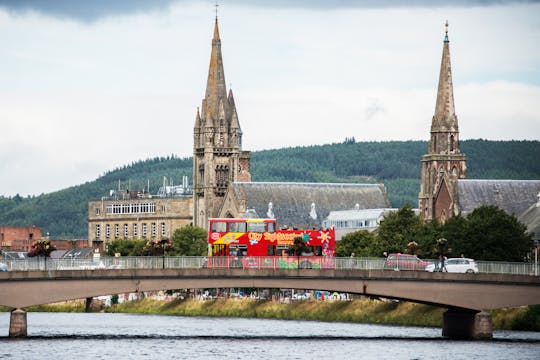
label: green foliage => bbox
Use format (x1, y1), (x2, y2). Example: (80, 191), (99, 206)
(171, 226), (207, 256)
(454, 206), (533, 261)
(336, 230), (378, 257)
(377, 205), (423, 254)
(106, 239), (147, 256)
(0, 140), (539, 238)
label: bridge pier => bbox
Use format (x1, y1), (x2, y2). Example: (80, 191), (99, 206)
(9, 308), (27, 337)
(442, 309), (492, 340)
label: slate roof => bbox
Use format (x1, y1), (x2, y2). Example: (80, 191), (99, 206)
(232, 182), (391, 229)
(518, 202), (540, 243)
(457, 179), (540, 216)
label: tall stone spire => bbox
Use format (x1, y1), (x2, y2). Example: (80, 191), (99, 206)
(193, 15), (251, 229)
(431, 20), (457, 136)
(419, 21), (467, 222)
(203, 17), (228, 123)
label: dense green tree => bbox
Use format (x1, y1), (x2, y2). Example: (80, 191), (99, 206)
(171, 226), (207, 256)
(336, 230), (378, 257)
(440, 215), (467, 257)
(377, 205), (424, 255)
(413, 219), (443, 258)
(106, 239), (147, 256)
(457, 206), (533, 261)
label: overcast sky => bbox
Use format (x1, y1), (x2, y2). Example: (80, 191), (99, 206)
(0, 0), (539, 196)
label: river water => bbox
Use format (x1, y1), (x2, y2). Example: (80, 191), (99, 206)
(1, 312), (539, 359)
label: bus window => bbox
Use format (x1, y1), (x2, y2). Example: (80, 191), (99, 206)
(267, 222), (276, 233)
(229, 221), (247, 233)
(212, 221), (227, 233)
(268, 245), (276, 256)
(247, 222), (266, 233)
(314, 246), (322, 256)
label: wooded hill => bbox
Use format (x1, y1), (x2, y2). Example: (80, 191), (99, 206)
(1, 139), (538, 238)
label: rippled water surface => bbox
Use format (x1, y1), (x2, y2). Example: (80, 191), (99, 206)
(1, 312), (539, 359)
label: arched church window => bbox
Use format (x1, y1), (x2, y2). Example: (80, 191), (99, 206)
(450, 135), (455, 152)
(439, 167), (444, 178)
(452, 166), (457, 176)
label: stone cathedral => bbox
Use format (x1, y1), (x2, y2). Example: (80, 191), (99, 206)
(419, 23), (467, 222)
(193, 17), (252, 228)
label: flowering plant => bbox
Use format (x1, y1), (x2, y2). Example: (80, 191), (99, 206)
(407, 241), (419, 255)
(27, 238), (56, 257)
(142, 238), (173, 256)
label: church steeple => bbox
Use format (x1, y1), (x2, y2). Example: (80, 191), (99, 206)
(204, 17), (228, 123)
(419, 21), (467, 222)
(193, 15), (251, 229)
(431, 20), (458, 139)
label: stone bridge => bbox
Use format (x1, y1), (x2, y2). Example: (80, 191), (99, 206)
(1, 268), (539, 339)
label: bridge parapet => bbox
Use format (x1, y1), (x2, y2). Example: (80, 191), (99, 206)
(2, 256), (539, 276)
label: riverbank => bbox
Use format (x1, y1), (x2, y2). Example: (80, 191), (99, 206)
(10, 298), (538, 331)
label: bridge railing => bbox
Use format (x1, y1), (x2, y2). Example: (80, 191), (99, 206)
(477, 261), (539, 276)
(2, 256), (538, 276)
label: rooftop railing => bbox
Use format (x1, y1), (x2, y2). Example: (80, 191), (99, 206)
(2, 256), (538, 276)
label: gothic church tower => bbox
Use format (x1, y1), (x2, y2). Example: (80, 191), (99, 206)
(193, 17), (251, 229)
(419, 22), (467, 222)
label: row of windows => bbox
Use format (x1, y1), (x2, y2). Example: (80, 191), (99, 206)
(323, 219), (377, 229)
(95, 222), (166, 239)
(105, 203), (156, 215)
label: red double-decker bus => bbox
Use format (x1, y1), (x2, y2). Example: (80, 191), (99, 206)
(206, 218), (335, 269)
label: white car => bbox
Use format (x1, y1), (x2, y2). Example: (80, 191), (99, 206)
(0, 262), (8, 271)
(426, 258), (478, 273)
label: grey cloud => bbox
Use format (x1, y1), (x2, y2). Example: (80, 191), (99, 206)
(0, 0), (533, 21)
(0, 0), (178, 22)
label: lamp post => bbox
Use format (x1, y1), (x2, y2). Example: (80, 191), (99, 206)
(161, 238), (169, 269)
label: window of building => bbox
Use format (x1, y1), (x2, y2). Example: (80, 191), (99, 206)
(161, 222), (166, 237)
(96, 224), (101, 238)
(106, 224), (110, 238)
(114, 224), (119, 238)
(133, 223), (138, 237)
(95, 207), (100, 215)
(124, 224), (129, 237)
(105, 202), (156, 215)
(151, 223), (157, 237)
(142, 223), (147, 237)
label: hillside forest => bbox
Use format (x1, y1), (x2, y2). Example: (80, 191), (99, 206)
(0, 139), (539, 238)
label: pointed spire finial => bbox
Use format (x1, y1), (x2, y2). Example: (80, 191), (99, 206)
(444, 20), (449, 43)
(215, 1), (219, 19)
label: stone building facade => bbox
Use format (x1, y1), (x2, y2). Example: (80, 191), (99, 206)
(193, 17), (251, 229)
(88, 189), (193, 251)
(419, 23), (467, 222)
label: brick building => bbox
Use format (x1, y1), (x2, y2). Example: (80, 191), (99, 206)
(0, 226), (42, 252)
